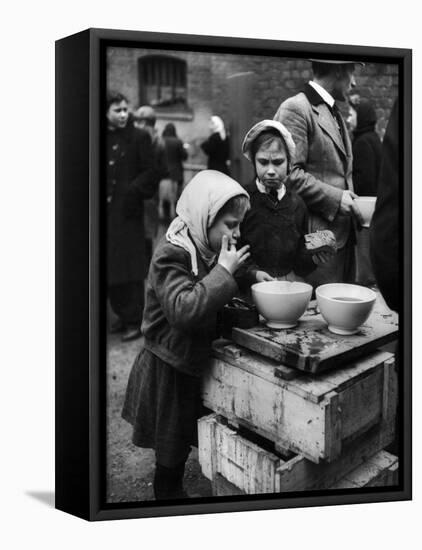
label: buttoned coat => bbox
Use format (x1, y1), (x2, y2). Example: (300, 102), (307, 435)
(274, 84), (354, 250)
(107, 124), (160, 285)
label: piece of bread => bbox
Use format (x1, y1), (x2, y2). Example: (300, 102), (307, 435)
(304, 230), (337, 255)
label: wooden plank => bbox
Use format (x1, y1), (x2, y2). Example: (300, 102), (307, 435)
(212, 339), (297, 382)
(213, 339), (392, 405)
(275, 422), (395, 492)
(199, 414), (397, 496)
(202, 352), (396, 463)
(212, 473), (245, 497)
(202, 358), (328, 463)
(232, 297), (398, 373)
(199, 414), (284, 494)
(323, 391), (342, 462)
(330, 450), (398, 489)
(337, 365), (384, 442)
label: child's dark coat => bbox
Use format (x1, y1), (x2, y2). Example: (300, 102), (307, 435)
(122, 237), (238, 466)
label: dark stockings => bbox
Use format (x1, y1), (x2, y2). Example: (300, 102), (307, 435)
(153, 460), (187, 500)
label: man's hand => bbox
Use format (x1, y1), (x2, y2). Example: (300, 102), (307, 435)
(256, 271), (275, 282)
(339, 190), (364, 225)
(218, 236), (250, 275)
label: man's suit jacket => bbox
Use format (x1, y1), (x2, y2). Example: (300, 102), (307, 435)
(274, 84), (354, 249)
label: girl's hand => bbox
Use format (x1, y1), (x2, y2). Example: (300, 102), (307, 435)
(256, 271), (275, 282)
(312, 251), (334, 265)
(218, 235), (250, 275)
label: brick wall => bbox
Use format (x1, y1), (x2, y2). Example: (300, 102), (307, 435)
(107, 47), (399, 173)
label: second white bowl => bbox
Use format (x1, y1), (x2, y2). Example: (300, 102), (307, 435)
(316, 283), (377, 335)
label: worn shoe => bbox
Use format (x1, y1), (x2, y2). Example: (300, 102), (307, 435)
(121, 327), (143, 342)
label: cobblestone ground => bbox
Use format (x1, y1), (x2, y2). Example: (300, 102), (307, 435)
(106, 331), (213, 503)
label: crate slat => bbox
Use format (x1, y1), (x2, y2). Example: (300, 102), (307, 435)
(198, 414), (397, 495)
(202, 349), (396, 463)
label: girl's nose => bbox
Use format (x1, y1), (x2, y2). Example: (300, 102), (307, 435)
(233, 226), (240, 239)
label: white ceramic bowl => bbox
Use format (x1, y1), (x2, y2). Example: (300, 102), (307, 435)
(316, 283), (377, 335)
(251, 281), (313, 329)
(354, 196), (376, 227)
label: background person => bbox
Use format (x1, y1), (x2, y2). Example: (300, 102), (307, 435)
(201, 115), (231, 175)
(162, 122), (188, 196)
(370, 99), (399, 312)
(107, 92), (160, 342)
(274, 59), (364, 286)
(134, 105), (169, 264)
(352, 99), (382, 286)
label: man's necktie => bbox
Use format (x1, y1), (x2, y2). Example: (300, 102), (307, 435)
(332, 103), (345, 145)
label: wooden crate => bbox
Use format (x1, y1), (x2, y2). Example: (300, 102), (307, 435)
(202, 343), (396, 463)
(231, 297), (398, 374)
(198, 413), (397, 496)
(330, 450), (399, 489)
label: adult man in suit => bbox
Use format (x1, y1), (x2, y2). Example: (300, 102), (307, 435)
(274, 60), (364, 286)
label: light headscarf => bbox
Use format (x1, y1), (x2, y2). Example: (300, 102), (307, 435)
(241, 119), (296, 172)
(166, 170), (249, 275)
(210, 116), (227, 140)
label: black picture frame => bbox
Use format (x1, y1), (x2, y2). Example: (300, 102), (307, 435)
(55, 27), (412, 521)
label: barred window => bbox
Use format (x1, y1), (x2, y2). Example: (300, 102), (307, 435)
(138, 55), (188, 109)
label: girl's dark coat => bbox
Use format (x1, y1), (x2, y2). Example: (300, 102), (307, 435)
(122, 238), (238, 465)
(238, 181), (315, 286)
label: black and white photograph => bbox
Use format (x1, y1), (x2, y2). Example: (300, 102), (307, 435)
(5, 0), (422, 546)
(97, 34), (410, 512)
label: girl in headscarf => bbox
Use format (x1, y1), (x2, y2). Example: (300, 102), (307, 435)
(122, 170), (250, 500)
(201, 115), (231, 175)
(238, 120), (332, 287)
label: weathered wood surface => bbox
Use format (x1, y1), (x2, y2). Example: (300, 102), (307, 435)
(202, 348), (396, 463)
(199, 414), (397, 496)
(232, 297), (398, 373)
(330, 450), (399, 489)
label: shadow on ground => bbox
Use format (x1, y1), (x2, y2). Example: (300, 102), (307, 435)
(26, 491), (55, 508)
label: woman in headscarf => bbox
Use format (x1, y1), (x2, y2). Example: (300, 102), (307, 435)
(201, 115), (231, 175)
(237, 120), (332, 288)
(122, 170), (250, 500)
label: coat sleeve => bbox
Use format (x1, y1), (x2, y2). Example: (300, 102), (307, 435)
(292, 200), (317, 277)
(130, 130), (161, 199)
(274, 103), (343, 222)
(152, 246), (238, 331)
(370, 101), (399, 312)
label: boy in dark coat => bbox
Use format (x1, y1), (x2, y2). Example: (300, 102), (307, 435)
(107, 92), (161, 342)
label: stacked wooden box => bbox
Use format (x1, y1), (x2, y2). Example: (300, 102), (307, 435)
(199, 303), (398, 495)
